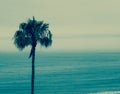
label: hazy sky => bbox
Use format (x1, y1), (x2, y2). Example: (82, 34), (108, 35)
(1, 0), (120, 52)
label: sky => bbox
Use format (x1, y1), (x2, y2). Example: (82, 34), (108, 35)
(1, 0), (120, 52)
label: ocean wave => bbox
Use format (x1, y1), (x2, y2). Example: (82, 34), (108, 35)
(90, 91), (120, 94)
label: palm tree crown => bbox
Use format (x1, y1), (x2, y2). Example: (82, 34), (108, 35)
(14, 16), (52, 57)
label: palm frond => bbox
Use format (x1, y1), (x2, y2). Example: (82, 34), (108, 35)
(14, 30), (32, 50)
(25, 37), (32, 46)
(35, 21), (44, 32)
(40, 23), (49, 32)
(40, 37), (52, 47)
(14, 30), (26, 50)
(19, 23), (27, 30)
(39, 30), (52, 47)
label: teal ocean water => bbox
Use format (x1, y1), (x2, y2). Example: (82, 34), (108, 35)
(0, 52), (120, 94)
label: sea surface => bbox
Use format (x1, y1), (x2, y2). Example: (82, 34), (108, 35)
(0, 51), (120, 94)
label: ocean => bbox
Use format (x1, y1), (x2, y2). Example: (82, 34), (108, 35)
(0, 52), (120, 94)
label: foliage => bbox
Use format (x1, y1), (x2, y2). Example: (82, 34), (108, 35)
(14, 16), (52, 50)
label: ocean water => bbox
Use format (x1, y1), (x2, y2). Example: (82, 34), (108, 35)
(0, 52), (120, 94)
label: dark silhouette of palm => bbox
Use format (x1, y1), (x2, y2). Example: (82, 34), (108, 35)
(14, 16), (52, 94)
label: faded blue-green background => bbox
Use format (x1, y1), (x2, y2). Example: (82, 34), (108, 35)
(1, 1), (120, 94)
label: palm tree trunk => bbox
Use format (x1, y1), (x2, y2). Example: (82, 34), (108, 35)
(31, 46), (36, 94)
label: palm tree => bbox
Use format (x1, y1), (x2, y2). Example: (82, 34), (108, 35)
(13, 16), (52, 94)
